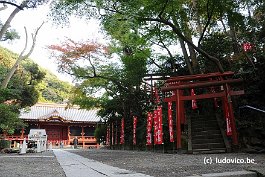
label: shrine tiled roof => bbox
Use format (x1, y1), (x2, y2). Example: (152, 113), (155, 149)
(19, 103), (101, 122)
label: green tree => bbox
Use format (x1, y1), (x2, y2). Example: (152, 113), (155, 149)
(1, 23), (44, 88)
(0, 0), (47, 40)
(0, 47), (42, 134)
(49, 0), (265, 148)
(0, 104), (25, 135)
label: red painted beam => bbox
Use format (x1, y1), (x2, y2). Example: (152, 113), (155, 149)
(166, 71), (234, 83)
(164, 97), (175, 102)
(162, 79), (243, 91)
(180, 92), (225, 100)
(163, 90), (244, 102)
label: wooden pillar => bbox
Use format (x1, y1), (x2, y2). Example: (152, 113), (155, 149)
(82, 126), (85, 148)
(115, 121), (118, 145)
(21, 128), (24, 139)
(180, 90), (185, 124)
(67, 126), (70, 145)
(176, 89), (182, 149)
(111, 122), (114, 146)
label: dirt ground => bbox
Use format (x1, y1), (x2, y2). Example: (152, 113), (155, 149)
(0, 149), (264, 177)
(69, 149), (265, 177)
(0, 151), (65, 177)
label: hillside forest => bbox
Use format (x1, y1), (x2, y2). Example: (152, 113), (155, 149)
(0, 46), (72, 134)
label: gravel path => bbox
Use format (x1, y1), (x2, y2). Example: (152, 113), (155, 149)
(69, 149), (265, 177)
(0, 151), (65, 177)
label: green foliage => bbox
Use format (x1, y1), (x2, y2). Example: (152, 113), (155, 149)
(0, 104), (25, 134)
(0, 47), (17, 68)
(49, 0), (265, 148)
(94, 124), (106, 144)
(0, 140), (11, 149)
(200, 32), (233, 72)
(37, 72), (73, 103)
(1, 29), (20, 41)
(0, 21), (20, 41)
(23, 61), (46, 85)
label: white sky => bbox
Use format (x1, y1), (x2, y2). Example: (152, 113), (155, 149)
(0, 3), (106, 83)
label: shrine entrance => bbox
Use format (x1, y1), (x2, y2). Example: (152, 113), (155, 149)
(4, 103), (100, 149)
(160, 71), (244, 153)
(42, 125), (68, 143)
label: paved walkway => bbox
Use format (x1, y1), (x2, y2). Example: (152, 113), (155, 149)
(53, 149), (152, 177)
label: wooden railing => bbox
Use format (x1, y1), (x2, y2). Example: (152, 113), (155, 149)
(69, 136), (97, 143)
(5, 135), (26, 141)
(4, 135), (97, 147)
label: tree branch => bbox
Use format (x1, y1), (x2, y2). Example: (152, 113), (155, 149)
(198, 0), (214, 46)
(140, 17), (224, 73)
(87, 54), (97, 77)
(83, 1), (121, 14)
(158, 0), (169, 19)
(156, 26), (174, 60)
(149, 57), (163, 70)
(1, 22), (44, 88)
(0, 0), (24, 10)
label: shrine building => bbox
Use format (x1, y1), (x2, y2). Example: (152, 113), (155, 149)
(5, 103), (101, 148)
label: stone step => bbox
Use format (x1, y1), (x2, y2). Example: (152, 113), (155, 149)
(192, 143), (225, 149)
(190, 114), (227, 154)
(192, 129), (221, 136)
(192, 138), (224, 144)
(192, 126), (220, 132)
(190, 115), (215, 119)
(192, 134), (223, 140)
(191, 119), (218, 124)
(192, 148), (226, 154)
(192, 122), (218, 127)
(191, 117), (217, 121)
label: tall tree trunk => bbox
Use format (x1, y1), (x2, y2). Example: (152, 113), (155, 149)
(192, 0), (203, 35)
(227, 16), (240, 54)
(183, 15), (200, 74)
(229, 27), (240, 54)
(176, 13), (200, 74)
(173, 17), (193, 74)
(179, 38), (193, 75)
(0, 7), (21, 40)
(0, 1), (27, 40)
(1, 55), (22, 88)
(187, 35), (200, 74)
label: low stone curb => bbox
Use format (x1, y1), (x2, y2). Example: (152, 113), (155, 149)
(186, 170), (257, 177)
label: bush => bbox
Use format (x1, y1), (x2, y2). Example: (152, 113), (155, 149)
(0, 140), (11, 150)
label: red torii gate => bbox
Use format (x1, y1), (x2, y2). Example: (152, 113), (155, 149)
(161, 71), (244, 150)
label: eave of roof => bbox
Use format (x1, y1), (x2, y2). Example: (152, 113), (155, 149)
(19, 103), (101, 123)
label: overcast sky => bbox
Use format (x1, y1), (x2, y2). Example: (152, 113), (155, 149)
(1, 3), (105, 83)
